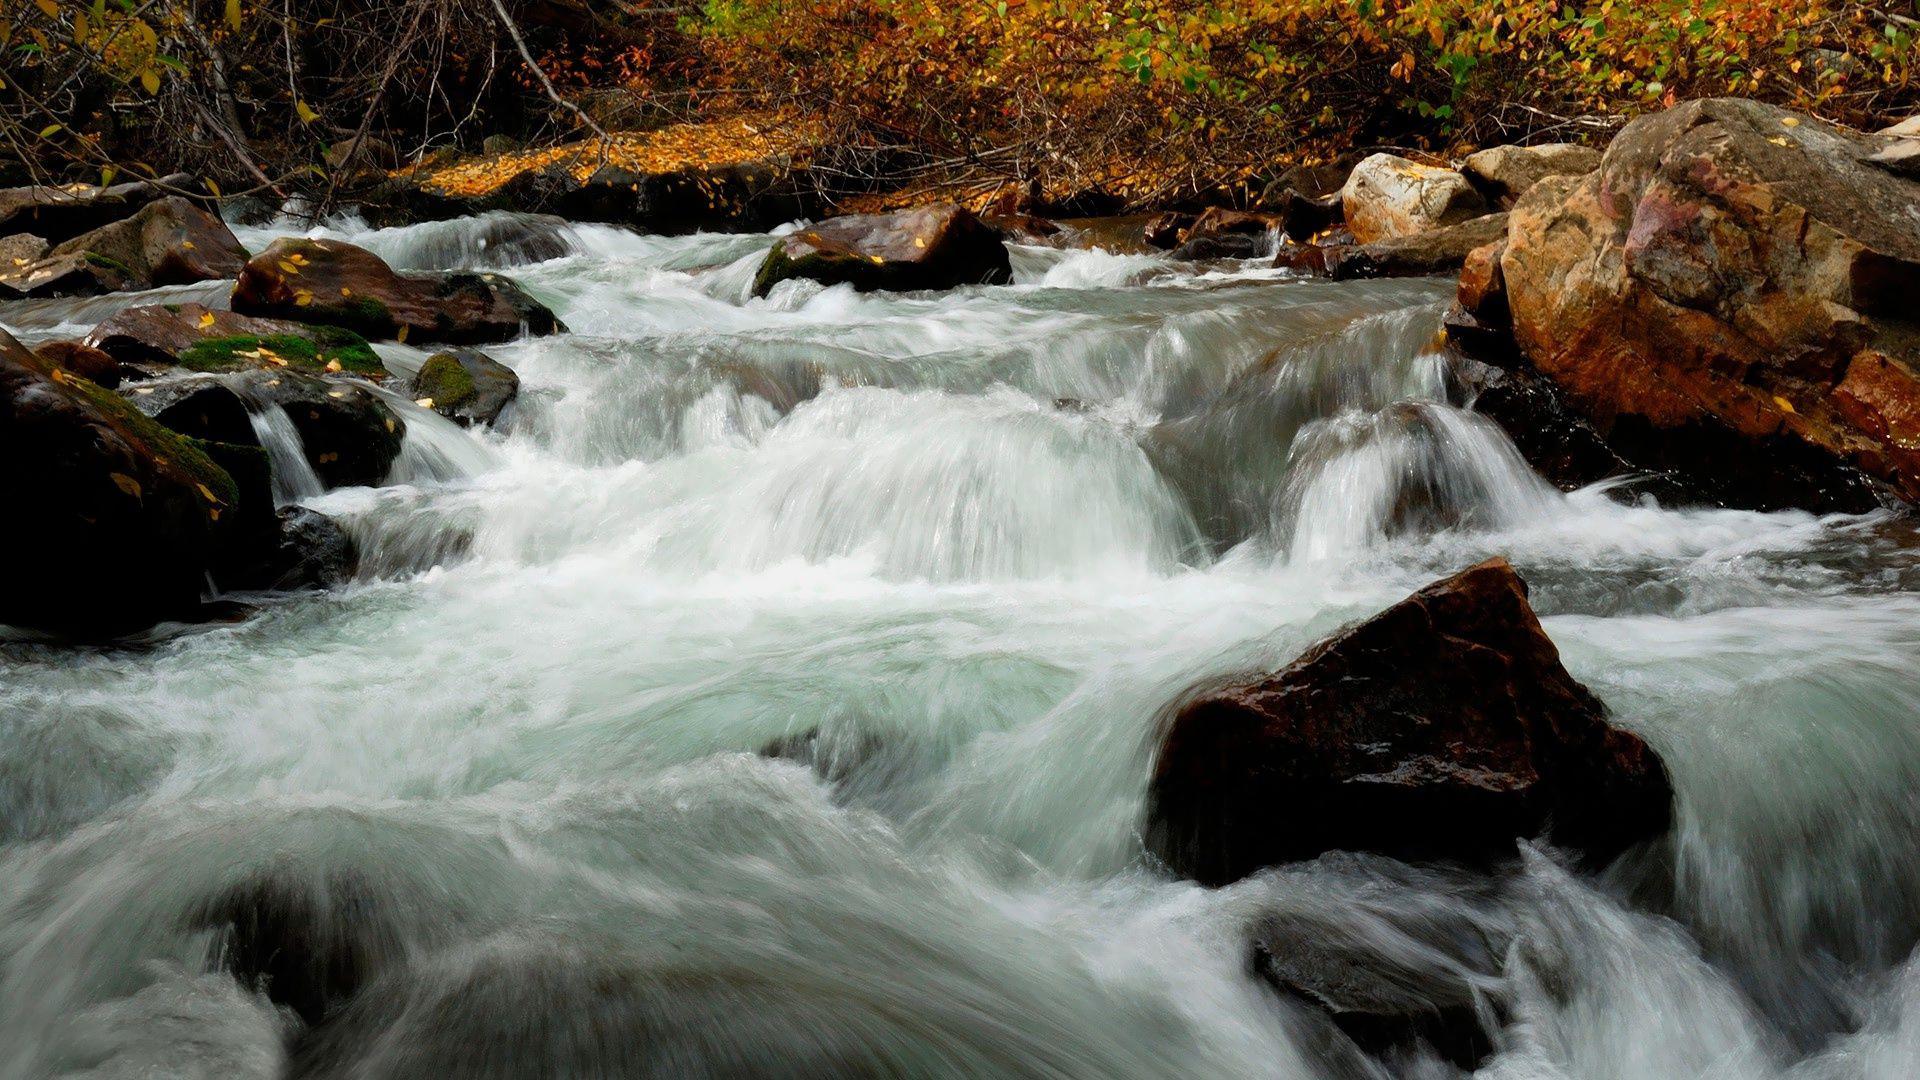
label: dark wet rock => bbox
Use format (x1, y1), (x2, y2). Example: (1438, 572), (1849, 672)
(124, 376), (258, 448)
(1462, 143), (1602, 207)
(267, 507), (359, 589)
(1319, 213), (1511, 280)
(1270, 227), (1359, 275)
(752, 204), (1012, 297)
(979, 212), (1061, 243)
(0, 173), (196, 246)
(189, 870), (402, 1028)
(87, 302), (384, 377)
(1342, 154), (1490, 244)
(1443, 351), (1641, 493)
(1170, 232), (1270, 261)
(0, 326), (239, 635)
(1143, 211), (1196, 250)
(232, 238), (564, 346)
(33, 340), (124, 389)
(409, 348), (519, 427)
(1146, 558), (1673, 886)
(1500, 98), (1920, 513)
(1258, 162), (1353, 240)
(245, 371), (407, 489)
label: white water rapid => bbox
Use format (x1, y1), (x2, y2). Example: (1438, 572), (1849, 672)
(3, 212), (1920, 1079)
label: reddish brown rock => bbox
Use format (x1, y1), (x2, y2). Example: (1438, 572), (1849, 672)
(1146, 558), (1671, 886)
(751, 204), (1013, 296)
(1322, 213), (1510, 280)
(232, 238), (564, 345)
(1500, 98), (1920, 512)
(85, 302), (383, 376)
(2, 197), (248, 297)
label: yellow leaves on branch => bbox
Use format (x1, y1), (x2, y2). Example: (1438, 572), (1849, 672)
(415, 113), (825, 198)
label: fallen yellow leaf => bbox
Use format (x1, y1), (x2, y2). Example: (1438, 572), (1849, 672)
(110, 472), (142, 498)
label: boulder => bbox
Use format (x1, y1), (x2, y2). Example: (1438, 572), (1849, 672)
(1168, 207), (1284, 260)
(1145, 558), (1672, 886)
(1462, 143), (1602, 207)
(1259, 162), (1353, 239)
(1341, 154), (1490, 244)
(46, 196), (247, 288)
(1319, 213), (1511, 280)
(0, 250), (133, 297)
(408, 348), (519, 427)
(123, 376), (259, 448)
(751, 204), (1012, 297)
(231, 238), (564, 345)
(0, 173), (195, 246)
(0, 326), (239, 635)
(86, 303), (383, 376)
(0, 232), (47, 273)
(267, 506), (359, 589)
(244, 371), (407, 489)
(33, 340), (124, 389)
(1499, 98), (1920, 513)
(1143, 211), (1195, 250)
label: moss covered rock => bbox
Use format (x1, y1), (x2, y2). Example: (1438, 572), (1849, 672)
(751, 204), (1012, 297)
(0, 325), (240, 635)
(232, 237), (564, 345)
(409, 349), (519, 427)
(87, 303), (382, 376)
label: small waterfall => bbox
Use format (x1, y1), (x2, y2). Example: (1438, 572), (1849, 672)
(224, 380), (327, 507)
(370, 388), (500, 487)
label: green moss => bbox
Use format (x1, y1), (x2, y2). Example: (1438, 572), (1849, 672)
(83, 251), (133, 274)
(178, 331), (381, 374)
(67, 375), (240, 517)
(413, 353), (476, 408)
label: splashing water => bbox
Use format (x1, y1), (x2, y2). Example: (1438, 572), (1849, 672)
(3, 220), (1920, 1079)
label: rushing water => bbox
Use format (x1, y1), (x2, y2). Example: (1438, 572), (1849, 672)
(4, 212), (1920, 1079)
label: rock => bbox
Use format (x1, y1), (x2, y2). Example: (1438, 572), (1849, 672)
(1341, 154), (1490, 244)
(1866, 139), (1920, 179)
(266, 507), (358, 590)
(1442, 351), (1640, 492)
(0, 326), (240, 635)
(122, 376), (259, 448)
(40, 196), (248, 290)
(0, 250), (132, 298)
(1143, 211), (1196, 250)
(1321, 213), (1511, 280)
(751, 204), (1012, 297)
(244, 370), (407, 489)
(0, 232), (47, 273)
(1145, 558), (1672, 886)
(1169, 233), (1270, 261)
(0, 173), (195, 246)
(1499, 98), (1920, 513)
(1462, 144), (1602, 207)
(231, 238), (564, 345)
(188, 870), (401, 1027)
(1259, 162), (1353, 239)
(33, 340), (124, 389)
(1882, 116), (1920, 137)
(409, 348), (519, 426)
(980, 212), (1061, 243)
(87, 303), (384, 377)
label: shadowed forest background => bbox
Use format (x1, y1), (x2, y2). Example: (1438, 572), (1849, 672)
(3, 0), (1916, 212)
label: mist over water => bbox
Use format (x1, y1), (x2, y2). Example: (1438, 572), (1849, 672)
(5, 213), (1920, 1078)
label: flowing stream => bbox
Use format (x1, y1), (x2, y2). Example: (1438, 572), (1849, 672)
(4, 212), (1920, 1079)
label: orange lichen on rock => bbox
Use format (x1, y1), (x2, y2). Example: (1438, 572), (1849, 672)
(410, 113), (823, 198)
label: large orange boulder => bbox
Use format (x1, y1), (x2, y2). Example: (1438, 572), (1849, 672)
(1146, 559), (1671, 887)
(1499, 98), (1920, 512)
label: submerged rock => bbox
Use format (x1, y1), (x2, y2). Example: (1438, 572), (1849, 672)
(409, 349), (519, 427)
(751, 204), (1012, 297)
(232, 238), (564, 346)
(88, 303), (383, 376)
(0, 326), (239, 635)
(1341, 154), (1490, 244)
(244, 371), (407, 489)
(189, 870), (403, 1028)
(1146, 558), (1672, 886)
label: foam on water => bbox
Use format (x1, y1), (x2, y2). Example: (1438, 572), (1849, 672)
(4, 214), (1919, 1078)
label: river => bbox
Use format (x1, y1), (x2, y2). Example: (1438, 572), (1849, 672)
(3, 212), (1919, 1078)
